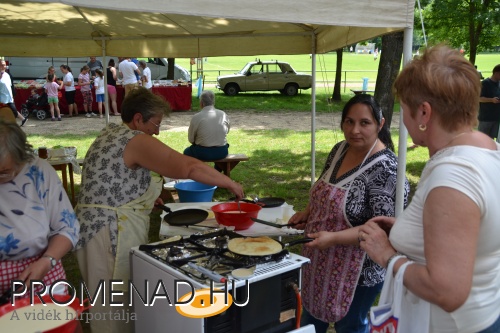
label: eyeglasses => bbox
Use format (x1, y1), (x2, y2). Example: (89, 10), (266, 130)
(148, 119), (161, 128)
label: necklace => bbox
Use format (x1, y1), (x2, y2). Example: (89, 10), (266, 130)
(443, 131), (470, 148)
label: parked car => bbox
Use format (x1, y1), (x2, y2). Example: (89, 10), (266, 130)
(216, 61), (312, 96)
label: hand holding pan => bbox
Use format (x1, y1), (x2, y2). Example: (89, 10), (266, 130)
(250, 217), (302, 229)
(156, 203), (209, 226)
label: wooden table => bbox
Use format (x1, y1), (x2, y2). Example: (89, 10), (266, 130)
(48, 159), (81, 206)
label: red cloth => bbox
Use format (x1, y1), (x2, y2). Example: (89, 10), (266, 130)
(0, 254), (67, 299)
(14, 85), (192, 113)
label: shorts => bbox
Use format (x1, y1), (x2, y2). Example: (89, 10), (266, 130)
(81, 90), (93, 106)
(96, 94), (105, 102)
(107, 85), (117, 95)
(65, 90), (76, 104)
(48, 96), (59, 104)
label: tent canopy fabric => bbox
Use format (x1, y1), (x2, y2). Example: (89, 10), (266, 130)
(0, 0), (415, 57)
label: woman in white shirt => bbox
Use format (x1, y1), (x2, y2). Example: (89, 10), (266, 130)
(359, 45), (500, 332)
(139, 60), (152, 90)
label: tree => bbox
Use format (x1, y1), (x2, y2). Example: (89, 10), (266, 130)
(167, 58), (175, 80)
(331, 48), (343, 101)
(422, 0), (500, 64)
(374, 31), (404, 127)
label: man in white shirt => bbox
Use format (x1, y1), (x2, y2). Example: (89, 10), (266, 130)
(118, 57), (141, 96)
(0, 60), (27, 126)
(184, 90), (230, 165)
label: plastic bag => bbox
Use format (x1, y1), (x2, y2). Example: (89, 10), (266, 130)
(370, 259), (430, 333)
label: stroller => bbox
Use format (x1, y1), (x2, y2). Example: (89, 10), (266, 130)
(20, 90), (49, 120)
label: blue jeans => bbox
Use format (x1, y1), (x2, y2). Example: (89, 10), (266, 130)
(183, 144), (229, 161)
(478, 314), (500, 333)
(301, 282), (383, 333)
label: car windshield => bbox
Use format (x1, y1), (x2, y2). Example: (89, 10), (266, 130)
(238, 63), (254, 75)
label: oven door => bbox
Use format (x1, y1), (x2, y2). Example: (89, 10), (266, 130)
(205, 269), (299, 333)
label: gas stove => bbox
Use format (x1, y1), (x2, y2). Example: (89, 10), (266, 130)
(131, 228), (310, 333)
(139, 228), (301, 287)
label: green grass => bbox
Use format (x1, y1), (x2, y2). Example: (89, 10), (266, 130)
(168, 52), (499, 87)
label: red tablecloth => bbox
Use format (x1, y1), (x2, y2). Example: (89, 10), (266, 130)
(14, 85), (192, 113)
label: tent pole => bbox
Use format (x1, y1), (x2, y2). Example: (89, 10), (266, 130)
(102, 40), (109, 124)
(311, 35), (317, 185)
(395, 27), (413, 216)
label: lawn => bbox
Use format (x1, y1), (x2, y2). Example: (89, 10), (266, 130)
(169, 52), (499, 88)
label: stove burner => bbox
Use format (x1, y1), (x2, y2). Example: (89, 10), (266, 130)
(141, 229), (291, 283)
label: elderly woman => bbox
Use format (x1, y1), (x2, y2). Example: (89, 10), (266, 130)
(359, 45), (500, 332)
(0, 120), (79, 299)
(75, 87), (244, 333)
(289, 94), (409, 333)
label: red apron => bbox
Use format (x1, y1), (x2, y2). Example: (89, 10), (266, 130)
(0, 254), (67, 299)
(301, 142), (367, 323)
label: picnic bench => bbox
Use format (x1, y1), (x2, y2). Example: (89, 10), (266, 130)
(205, 154), (249, 178)
(350, 89), (374, 95)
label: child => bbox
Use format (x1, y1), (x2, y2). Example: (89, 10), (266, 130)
(27, 88), (40, 107)
(93, 68), (105, 118)
(78, 65), (96, 118)
(44, 74), (63, 121)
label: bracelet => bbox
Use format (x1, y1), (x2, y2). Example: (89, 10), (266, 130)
(386, 252), (406, 268)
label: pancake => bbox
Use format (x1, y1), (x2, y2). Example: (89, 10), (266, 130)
(227, 236), (282, 256)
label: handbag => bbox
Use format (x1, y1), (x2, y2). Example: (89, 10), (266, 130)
(369, 258), (430, 333)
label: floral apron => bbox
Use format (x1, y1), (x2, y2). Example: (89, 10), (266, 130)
(77, 173), (163, 290)
(301, 142), (370, 323)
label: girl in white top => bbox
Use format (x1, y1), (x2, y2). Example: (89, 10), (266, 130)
(60, 65), (77, 116)
(139, 60), (152, 89)
(93, 68), (105, 118)
(359, 45), (500, 333)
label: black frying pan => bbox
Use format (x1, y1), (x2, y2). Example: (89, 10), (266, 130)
(227, 236), (313, 257)
(156, 204), (209, 226)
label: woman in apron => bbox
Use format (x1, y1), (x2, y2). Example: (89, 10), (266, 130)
(289, 94), (409, 333)
(0, 120), (79, 300)
(75, 88), (244, 333)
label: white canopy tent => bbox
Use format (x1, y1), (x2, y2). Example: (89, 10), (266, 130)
(0, 0), (414, 214)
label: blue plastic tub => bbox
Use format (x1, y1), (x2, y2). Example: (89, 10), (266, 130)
(174, 181), (217, 202)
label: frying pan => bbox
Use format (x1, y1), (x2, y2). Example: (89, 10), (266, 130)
(156, 204), (209, 226)
(227, 236), (313, 257)
(250, 217), (302, 229)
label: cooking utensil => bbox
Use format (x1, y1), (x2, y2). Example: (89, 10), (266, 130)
(211, 202), (262, 230)
(187, 262), (227, 283)
(227, 236), (313, 257)
(156, 204), (209, 226)
(232, 197), (286, 208)
(250, 217), (302, 229)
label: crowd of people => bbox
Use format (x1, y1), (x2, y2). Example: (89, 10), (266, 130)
(1, 46), (500, 333)
(2, 56), (156, 122)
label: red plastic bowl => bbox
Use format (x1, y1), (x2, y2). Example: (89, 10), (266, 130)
(211, 202), (262, 230)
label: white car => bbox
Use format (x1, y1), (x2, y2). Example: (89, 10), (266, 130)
(216, 61), (312, 96)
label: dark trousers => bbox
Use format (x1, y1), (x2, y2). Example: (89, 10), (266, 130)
(183, 144), (229, 161)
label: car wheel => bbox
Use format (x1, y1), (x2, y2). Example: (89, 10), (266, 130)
(36, 109), (47, 120)
(284, 83), (299, 96)
(20, 106), (29, 118)
(224, 83), (239, 96)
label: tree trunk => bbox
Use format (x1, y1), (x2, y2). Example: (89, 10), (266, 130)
(374, 32), (404, 127)
(331, 48), (343, 101)
(167, 58), (175, 80)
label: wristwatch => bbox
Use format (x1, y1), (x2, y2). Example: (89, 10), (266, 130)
(42, 255), (58, 268)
